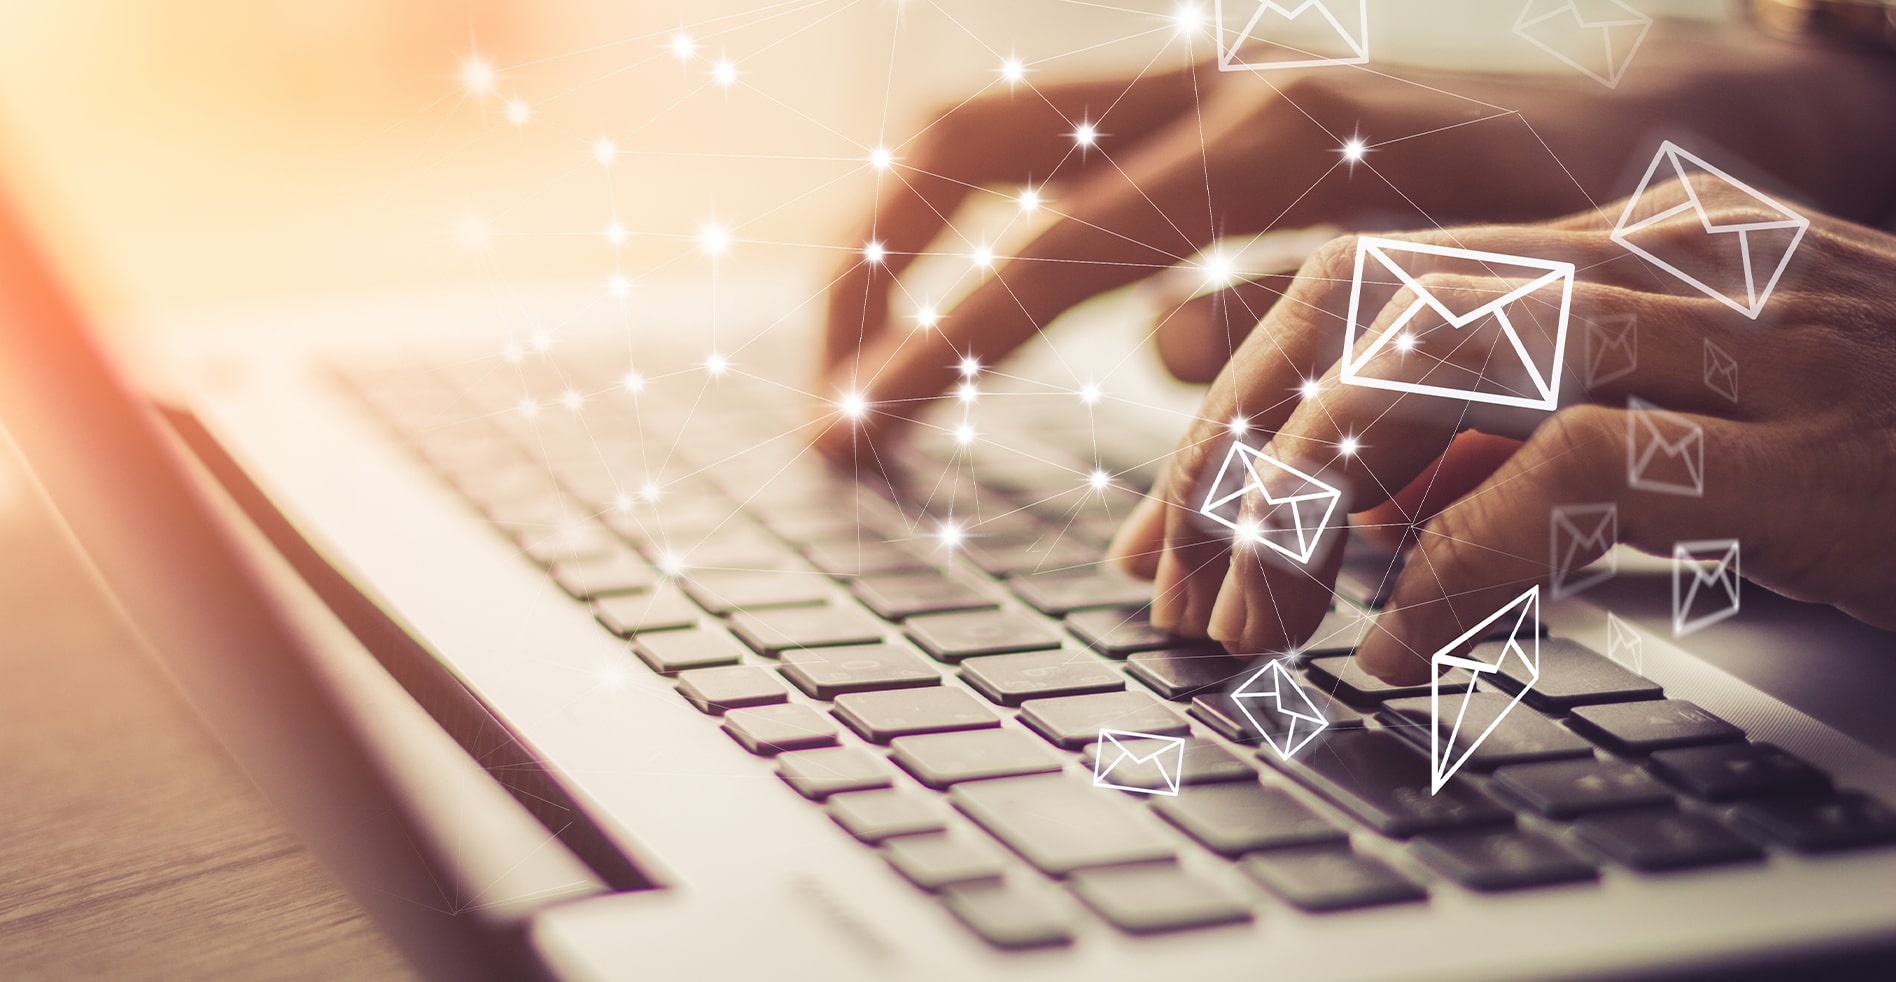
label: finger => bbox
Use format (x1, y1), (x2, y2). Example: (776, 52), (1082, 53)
(1354, 432), (1521, 550)
(1207, 470), (1349, 653)
(1151, 273), (1299, 383)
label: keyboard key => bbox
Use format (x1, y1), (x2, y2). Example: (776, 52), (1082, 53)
(1010, 568), (1152, 616)
(1066, 863), (1252, 934)
(1152, 783), (1346, 856)
(882, 833), (1005, 891)
(1126, 649), (1252, 700)
(1572, 809), (1764, 871)
(1306, 653), (1480, 708)
(548, 549), (656, 599)
(1492, 759), (1675, 819)
(729, 604), (885, 656)
(1241, 847), (1426, 912)
(851, 573), (996, 620)
(939, 883), (1072, 950)
(778, 643), (941, 699)
(759, 511), (868, 546)
(891, 729), (1065, 789)
(833, 687), (1000, 743)
(1568, 700), (1745, 755)
(592, 587), (699, 637)
(1082, 739), (1256, 792)
(1334, 549), (1400, 609)
(829, 789), (946, 842)
(674, 665), (788, 714)
(1262, 730), (1513, 837)
(1411, 828), (1598, 892)
(519, 522), (620, 566)
(633, 628), (747, 675)
(776, 746), (894, 800)
(1301, 605), (1374, 655)
(721, 703), (839, 755)
(950, 773), (1175, 875)
(959, 650), (1124, 706)
(1731, 793), (1896, 853)
(1065, 607), (1178, 657)
(1381, 692), (1595, 770)
(804, 538), (932, 578)
(1647, 743), (1831, 802)
(1017, 691), (1187, 750)
(1484, 638), (1663, 712)
(1188, 690), (1369, 746)
(907, 609), (1062, 662)
(682, 571), (831, 614)
(962, 534), (1099, 576)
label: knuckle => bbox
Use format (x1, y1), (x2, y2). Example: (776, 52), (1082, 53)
(1534, 404), (1620, 491)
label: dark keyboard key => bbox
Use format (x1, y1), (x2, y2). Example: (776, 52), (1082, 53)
(592, 587), (700, 636)
(950, 773), (1175, 874)
(959, 650), (1124, 706)
(891, 729), (1065, 789)
(1492, 759), (1675, 818)
(851, 573), (996, 620)
(907, 609), (1062, 662)
(682, 570), (831, 614)
(721, 702), (839, 755)
(1152, 783), (1346, 856)
(1241, 846), (1426, 912)
(1188, 690), (1368, 747)
(1066, 863), (1252, 934)
(1126, 649), (1252, 700)
(1306, 654), (1478, 708)
(1301, 605), (1373, 655)
(833, 687), (1000, 743)
(1334, 548), (1400, 609)
(962, 534), (1099, 576)
(778, 643), (941, 699)
(633, 628), (747, 675)
(1083, 738), (1255, 792)
(776, 746), (894, 800)
(1647, 743), (1831, 802)
(1572, 809), (1764, 871)
(729, 603), (885, 656)
(1065, 607), (1178, 657)
(548, 549), (656, 599)
(674, 665), (787, 714)
(829, 789), (946, 842)
(1010, 568), (1152, 616)
(1484, 637), (1663, 712)
(1568, 700), (1745, 755)
(1411, 828), (1597, 892)
(1381, 692), (1595, 770)
(804, 538), (932, 578)
(1018, 691), (1187, 750)
(1731, 793), (1896, 853)
(1262, 730), (1513, 837)
(882, 833), (1005, 891)
(939, 883), (1072, 950)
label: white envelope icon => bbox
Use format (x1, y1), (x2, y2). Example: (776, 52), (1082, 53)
(1626, 396), (1704, 497)
(1341, 236), (1575, 411)
(1704, 338), (1739, 402)
(1550, 502), (1617, 598)
(1611, 142), (1810, 320)
(1232, 657), (1330, 761)
(1430, 586), (1540, 794)
(1215, 0), (1369, 71)
(1199, 443), (1342, 565)
(1092, 729), (1188, 796)
(1580, 313), (1637, 390)
(1606, 611), (1643, 673)
(1514, 0), (1653, 88)
(1673, 539), (1741, 637)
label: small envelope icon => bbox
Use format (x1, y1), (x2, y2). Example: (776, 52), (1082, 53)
(1232, 657), (1331, 761)
(1704, 338), (1739, 402)
(1092, 729), (1188, 796)
(1429, 586), (1540, 793)
(1580, 313), (1637, 390)
(1606, 611), (1643, 673)
(1215, 0), (1370, 71)
(1550, 502), (1617, 598)
(1626, 397), (1705, 497)
(1199, 443), (1342, 565)
(1611, 142), (1810, 319)
(1514, 0), (1653, 88)
(1341, 236), (1575, 411)
(1673, 539), (1741, 637)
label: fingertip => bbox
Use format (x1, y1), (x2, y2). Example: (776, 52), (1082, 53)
(1355, 606), (1432, 686)
(1105, 497), (1167, 576)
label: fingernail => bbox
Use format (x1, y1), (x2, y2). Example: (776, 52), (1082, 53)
(1150, 548), (1184, 630)
(1207, 564), (1246, 643)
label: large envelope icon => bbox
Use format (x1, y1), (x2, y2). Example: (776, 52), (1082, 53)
(1199, 443), (1342, 565)
(1429, 586), (1540, 793)
(1626, 396), (1704, 497)
(1232, 658), (1331, 761)
(1550, 502), (1617, 598)
(1611, 142), (1810, 320)
(1673, 539), (1741, 637)
(1215, 0), (1370, 71)
(1514, 0), (1653, 88)
(1341, 236), (1575, 411)
(1091, 729), (1188, 796)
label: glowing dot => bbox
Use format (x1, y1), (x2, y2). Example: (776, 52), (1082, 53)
(656, 552), (686, 577)
(1341, 137), (1368, 163)
(954, 424), (976, 445)
(529, 327), (553, 352)
(712, 60), (738, 87)
(501, 341), (525, 364)
(670, 32), (696, 60)
(1016, 187), (1042, 213)
(1000, 58), (1027, 84)
(1088, 469), (1113, 491)
(1235, 518), (1263, 543)
(1079, 383), (1102, 405)
(561, 388), (584, 412)
(641, 480), (663, 502)
(1072, 120), (1098, 148)
(957, 382), (978, 404)
(958, 355), (981, 378)
(517, 397), (541, 420)
(1200, 251), (1236, 288)
(1338, 435), (1361, 457)
(1393, 332), (1417, 352)
(837, 391), (870, 421)
(608, 274), (633, 299)
(612, 492), (634, 513)
(868, 146), (895, 171)
(460, 55), (496, 96)
(862, 240), (886, 264)
(1171, 3), (1207, 34)
(621, 371), (645, 393)
(914, 305), (940, 330)
(938, 522), (964, 549)
(1228, 415), (1250, 437)
(970, 244), (995, 269)
(598, 663), (632, 690)
(1299, 377), (1322, 399)
(593, 137), (617, 166)
(700, 222), (731, 256)
(604, 221), (627, 246)
(505, 98), (531, 126)
(705, 352), (730, 376)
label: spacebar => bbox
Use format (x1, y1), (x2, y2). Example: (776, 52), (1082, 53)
(950, 773), (1174, 876)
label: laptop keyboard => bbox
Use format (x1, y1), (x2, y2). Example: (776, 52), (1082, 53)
(336, 353), (1896, 949)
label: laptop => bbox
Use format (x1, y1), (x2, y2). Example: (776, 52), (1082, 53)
(6, 162), (1896, 980)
